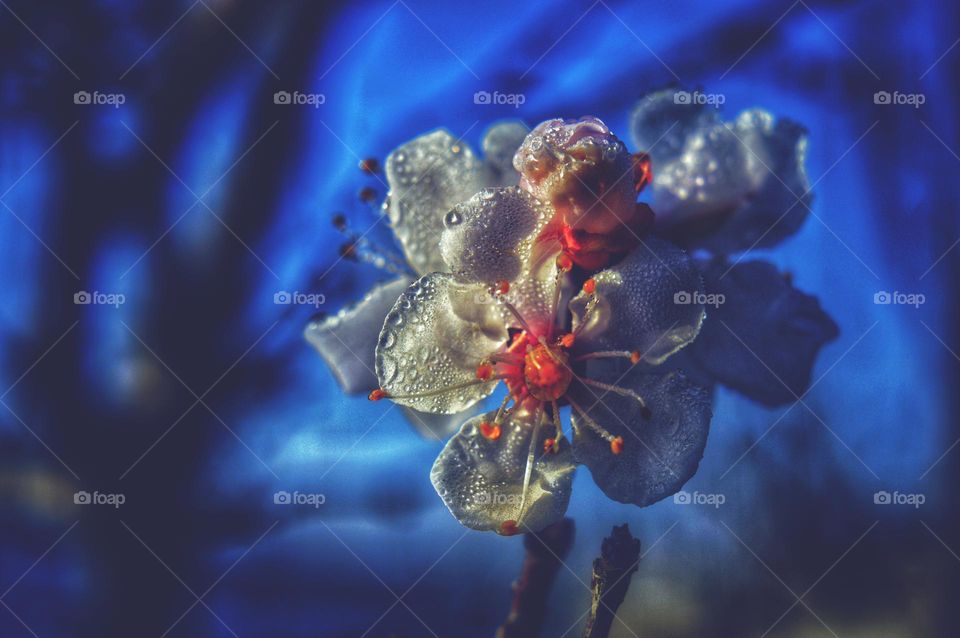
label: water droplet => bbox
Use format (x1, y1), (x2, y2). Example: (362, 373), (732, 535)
(444, 210), (462, 227)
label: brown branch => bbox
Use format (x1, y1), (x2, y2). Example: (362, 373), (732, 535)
(496, 518), (575, 638)
(582, 524), (642, 638)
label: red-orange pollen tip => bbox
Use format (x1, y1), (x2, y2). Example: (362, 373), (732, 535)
(491, 279), (510, 295)
(629, 351), (641, 364)
(476, 362), (494, 380)
(499, 520), (519, 536)
(479, 421), (502, 440)
(610, 436), (624, 455)
(582, 278), (596, 295)
(368, 388), (388, 401)
(556, 253), (573, 272)
(543, 438), (556, 454)
(559, 333), (575, 348)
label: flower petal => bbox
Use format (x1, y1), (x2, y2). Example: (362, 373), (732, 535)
(440, 186), (551, 286)
(569, 238), (704, 365)
(375, 273), (506, 414)
(481, 120), (528, 187)
(305, 277), (411, 394)
(440, 186), (562, 335)
(570, 365), (711, 507)
(431, 408), (576, 533)
(630, 89), (810, 253)
(385, 129), (485, 274)
(684, 259), (839, 406)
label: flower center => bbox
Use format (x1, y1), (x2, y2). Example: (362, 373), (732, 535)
(523, 343), (572, 402)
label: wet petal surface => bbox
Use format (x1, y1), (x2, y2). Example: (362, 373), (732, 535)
(431, 409), (575, 533)
(305, 277), (411, 394)
(685, 258), (839, 406)
(630, 89), (810, 253)
(385, 129), (484, 274)
(375, 273), (506, 414)
(569, 238), (704, 364)
(570, 364), (711, 507)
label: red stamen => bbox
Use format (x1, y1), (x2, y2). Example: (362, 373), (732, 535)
(556, 253), (573, 272)
(479, 421), (502, 440)
(632, 152), (653, 194)
(610, 436), (624, 455)
(629, 351), (641, 364)
(499, 520), (519, 536)
(543, 438), (556, 454)
(491, 280), (510, 295)
(559, 333), (575, 348)
(582, 278), (596, 295)
(476, 362), (494, 380)
(368, 388), (388, 401)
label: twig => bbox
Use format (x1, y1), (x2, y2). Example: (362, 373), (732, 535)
(496, 518), (576, 638)
(582, 524), (642, 638)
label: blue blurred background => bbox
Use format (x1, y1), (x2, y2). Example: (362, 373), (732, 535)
(1, 0), (958, 636)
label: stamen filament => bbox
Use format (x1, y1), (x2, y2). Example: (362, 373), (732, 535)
(574, 350), (638, 362)
(580, 377), (649, 414)
(498, 296), (537, 336)
(568, 396), (616, 442)
(516, 406), (544, 525)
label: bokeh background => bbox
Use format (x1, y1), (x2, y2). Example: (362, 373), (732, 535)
(1, 0), (958, 636)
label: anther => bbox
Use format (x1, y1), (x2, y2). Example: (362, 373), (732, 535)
(358, 186), (377, 203)
(368, 388), (388, 401)
(582, 278), (596, 295)
(559, 333), (575, 348)
(476, 362), (494, 380)
(556, 253), (573, 272)
(331, 213), (347, 232)
(543, 438), (556, 454)
(629, 350), (641, 364)
(359, 157), (380, 174)
(479, 421), (502, 440)
(499, 520), (519, 536)
(610, 436), (624, 455)
(491, 280), (510, 295)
